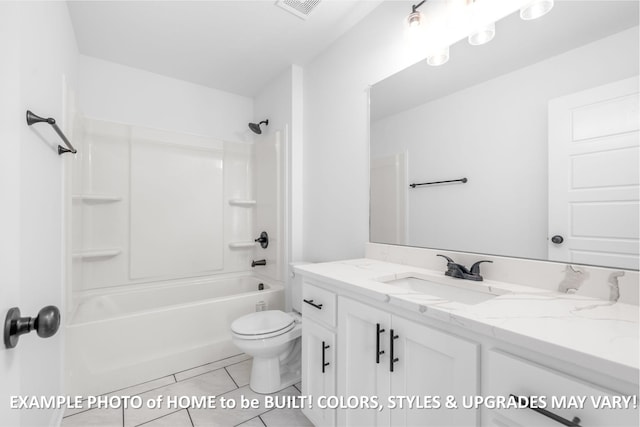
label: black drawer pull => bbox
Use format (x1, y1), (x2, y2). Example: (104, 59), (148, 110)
(390, 329), (399, 372)
(376, 323), (385, 363)
(510, 395), (582, 427)
(322, 341), (330, 373)
(303, 299), (323, 310)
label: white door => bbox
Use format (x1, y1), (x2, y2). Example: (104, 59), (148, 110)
(1, 2), (69, 425)
(548, 77), (639, 269)
(389, 316), (479, 427)
(301, 319), (336, 427)
(337, 297), (391, 427)
(0, 5), (23, 426)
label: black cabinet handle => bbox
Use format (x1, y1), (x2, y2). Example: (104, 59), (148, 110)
(303, 299), (323, 310)
(510, 395), (582, 427)
(551, 235), (564, 244)
(376, 323), (385, 363)
(321, 341), (330, 373)
(389, 329), (399, 372)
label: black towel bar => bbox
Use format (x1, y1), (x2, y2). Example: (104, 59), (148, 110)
(26, 110), (77, 155)
(409, 177), (467, 188)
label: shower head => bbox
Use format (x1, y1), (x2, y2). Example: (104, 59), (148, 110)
(248, 119), (269, 135)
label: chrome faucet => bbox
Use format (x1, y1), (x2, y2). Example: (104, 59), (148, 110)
(251, 259), (266, 268)
(437, 255), (492, 281)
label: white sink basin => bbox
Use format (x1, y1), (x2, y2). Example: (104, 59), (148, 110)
(378, 274), (505, 305)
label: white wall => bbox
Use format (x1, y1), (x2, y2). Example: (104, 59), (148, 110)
(371, 27), (639, 260)
(0, 2), (78, 426)
(303, 2), (420, 262)
(78, 55), (253, 143)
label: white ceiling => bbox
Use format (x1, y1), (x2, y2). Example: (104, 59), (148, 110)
(67, 0), (383, 97)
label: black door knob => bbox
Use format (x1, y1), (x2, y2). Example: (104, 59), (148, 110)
(4, 305), (61, 349)
(551, 235), (564, 244)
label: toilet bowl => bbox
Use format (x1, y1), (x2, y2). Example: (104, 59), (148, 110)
(231, 310), (302, 394)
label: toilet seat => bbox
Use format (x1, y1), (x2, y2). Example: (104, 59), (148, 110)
(231, 310), (295, 340)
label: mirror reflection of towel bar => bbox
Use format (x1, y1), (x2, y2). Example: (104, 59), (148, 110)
(26, 110), (77, 155)
(409, 177), (467, 188)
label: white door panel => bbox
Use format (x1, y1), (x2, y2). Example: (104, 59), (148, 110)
(1, 3), (69, 425)
(0, 3), (23, 426)
(548, 77), (640, 270)
(571, 93), (639, 141)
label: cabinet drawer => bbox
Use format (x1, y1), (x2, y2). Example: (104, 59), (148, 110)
(485, 350), (637, 427)
(302, 282), (336, 327)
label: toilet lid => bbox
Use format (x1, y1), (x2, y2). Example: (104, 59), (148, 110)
(231, 310), (294, 337)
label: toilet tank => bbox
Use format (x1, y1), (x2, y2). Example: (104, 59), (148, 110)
(289, 262), (310, 314)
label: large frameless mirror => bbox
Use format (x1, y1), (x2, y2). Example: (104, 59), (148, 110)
(370, 1), (639, 270)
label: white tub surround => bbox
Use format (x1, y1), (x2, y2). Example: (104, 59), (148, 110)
(66, 275), (283, 396)
(294, 257), (638, 427)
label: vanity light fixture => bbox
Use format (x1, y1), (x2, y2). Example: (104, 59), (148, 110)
(520, 0), (554, 20)
(468, 22), (495, 45)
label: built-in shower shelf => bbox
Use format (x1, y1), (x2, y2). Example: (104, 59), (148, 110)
(228, 199), (256, 207)
(228, 242), (257, 249)
(72, 249), (122, 260)
(72, 194), (122, 203)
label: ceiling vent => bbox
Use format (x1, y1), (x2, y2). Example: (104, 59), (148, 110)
(275, 0), (321, 20)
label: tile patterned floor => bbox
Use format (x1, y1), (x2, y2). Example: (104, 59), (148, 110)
(61, 354), (312, 427)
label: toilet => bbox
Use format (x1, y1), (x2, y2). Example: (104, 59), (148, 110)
(230, 264), (305, 394)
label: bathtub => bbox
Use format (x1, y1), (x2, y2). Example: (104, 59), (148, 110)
(65, 274), (284, 396)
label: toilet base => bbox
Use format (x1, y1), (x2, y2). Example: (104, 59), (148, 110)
(249, 337), (301, 394)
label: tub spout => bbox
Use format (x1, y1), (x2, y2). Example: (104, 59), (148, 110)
(252, 259), (266, 268)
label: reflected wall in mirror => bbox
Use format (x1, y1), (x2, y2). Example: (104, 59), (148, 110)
(370, 1), (639, 270)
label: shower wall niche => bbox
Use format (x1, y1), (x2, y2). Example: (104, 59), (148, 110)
(70, 117), (265, 299)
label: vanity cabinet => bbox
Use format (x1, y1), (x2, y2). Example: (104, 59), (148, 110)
(483, 350), (638, 427)
(297, 261), (639, 427)
(302, 282), (337, 426)
(337, 297), (479, 427)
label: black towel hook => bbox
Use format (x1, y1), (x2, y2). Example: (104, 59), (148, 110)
(26, 110), (77, 155)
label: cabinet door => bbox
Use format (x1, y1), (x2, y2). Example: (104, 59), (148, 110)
(302, 319), (336, 427)
(338, 297), (392, 427)
(390, 316), (479, 427)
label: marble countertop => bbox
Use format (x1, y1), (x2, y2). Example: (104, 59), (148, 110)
(295, 258), (639, 382)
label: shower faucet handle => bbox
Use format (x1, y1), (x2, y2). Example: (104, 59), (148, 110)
(254, 231), (269, 249)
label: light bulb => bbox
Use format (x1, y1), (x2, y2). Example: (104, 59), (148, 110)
(406, 11), (423, 28)
(427, 46), (449, 66)
(404, 10), (426, 43)
(520, 0), (554, 20)
(468, 22), (495, 46)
